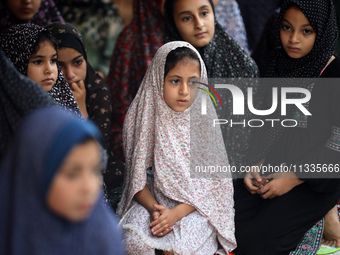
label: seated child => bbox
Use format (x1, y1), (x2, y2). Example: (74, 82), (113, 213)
(117, 41), (235, 254)
(0, 23), (80, 116)
(0, 107), (124, 255)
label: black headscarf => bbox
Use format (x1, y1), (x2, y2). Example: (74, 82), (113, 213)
(45, 22), (87, 60)
(0, 23), (81, 116)
(264, 0), (338, 78)
(0, 49), (55, 159)
(247, 0), (338, 165)
(45, 22), (106, 117)
(45, 22), (125, 195)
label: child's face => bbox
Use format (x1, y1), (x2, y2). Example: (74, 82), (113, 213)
(58, 48), (87, 85)
(163, 58), (200, 112)
(173, 0), (215, 48)
(27, 40), (58, 92)
(280, 5), (316, 59)
(7, 0), (42, 21)
(46, 140), (102, 222)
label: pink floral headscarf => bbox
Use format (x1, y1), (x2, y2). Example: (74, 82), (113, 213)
(117, 41), (236, 252)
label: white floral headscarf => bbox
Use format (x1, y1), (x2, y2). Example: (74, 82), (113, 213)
(117, 41), (236, 252)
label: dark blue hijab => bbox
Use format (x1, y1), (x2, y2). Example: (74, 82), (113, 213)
(0, 107), (124, 255)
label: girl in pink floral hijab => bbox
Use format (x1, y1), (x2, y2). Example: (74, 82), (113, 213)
(117, 41), (236, 254)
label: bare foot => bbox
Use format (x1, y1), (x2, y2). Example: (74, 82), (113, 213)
(322, 205), (340, 247)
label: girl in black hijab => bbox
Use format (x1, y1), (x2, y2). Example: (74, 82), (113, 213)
(0, 23), (80, 117)
(236, 0), (340, 254)
(164, 0), (258, 79)
(45, 22), (125, 211)
(0, 49), (55, 159)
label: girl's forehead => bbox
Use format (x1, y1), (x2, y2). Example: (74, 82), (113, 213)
(284, 5), (309, 21)
(173, 0), (213, 10)
(281, 1), (326, 29)
(176, 57), (200, 65)
(282, 4), (319, 33)
(33, 40), (57, 54)
(285, 5), (305, 16)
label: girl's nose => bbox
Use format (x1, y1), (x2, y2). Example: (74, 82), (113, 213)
(179, 83), (189, 96)
(289, 31), (299, 43)
(45, 62), (53, 74)
(195, 17), (204, 29)
(63, 66), (76, 82)
(80, 171), (101, 199)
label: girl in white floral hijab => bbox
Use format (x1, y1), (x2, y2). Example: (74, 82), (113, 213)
(117, 41), (236, 255)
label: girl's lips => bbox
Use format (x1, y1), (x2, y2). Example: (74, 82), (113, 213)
(43, 78), (54, 82)
(195, 32), (207, 38)
(288, 46), (300, 52)
(42, 79), (55, 85)
(78, 203), (94, 211)
(177, 99), (188, 105)
(21, 8), (32, 14)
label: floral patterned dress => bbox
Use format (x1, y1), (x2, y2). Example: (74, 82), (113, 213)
(117, 41), (236, 255)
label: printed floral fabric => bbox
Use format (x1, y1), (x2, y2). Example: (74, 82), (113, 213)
(215, 0), (249, 53)
(0, 0), (64, 33)
(121, 174), (220, 254)
(117, 41), (235, 254)
(290, 219), (323, 255)
(106, 0), (164, 161)
(56, 0), (124, 76)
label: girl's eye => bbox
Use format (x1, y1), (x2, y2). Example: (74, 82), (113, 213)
(74, 60), (83, 66)
(51, 58), (58, 64)
(303, 29), (313, 34)
(189, 80), (198, 87)
(182, 16), (191, 22)
(171, 79), (180, 84)
(201, 11), (208, 16)
(282, 25), (291, 31)
(64, 170), (79, 180)
(32, 60), (42, 65)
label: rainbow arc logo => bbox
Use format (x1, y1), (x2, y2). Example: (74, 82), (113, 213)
(195, 81), (223, 107)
